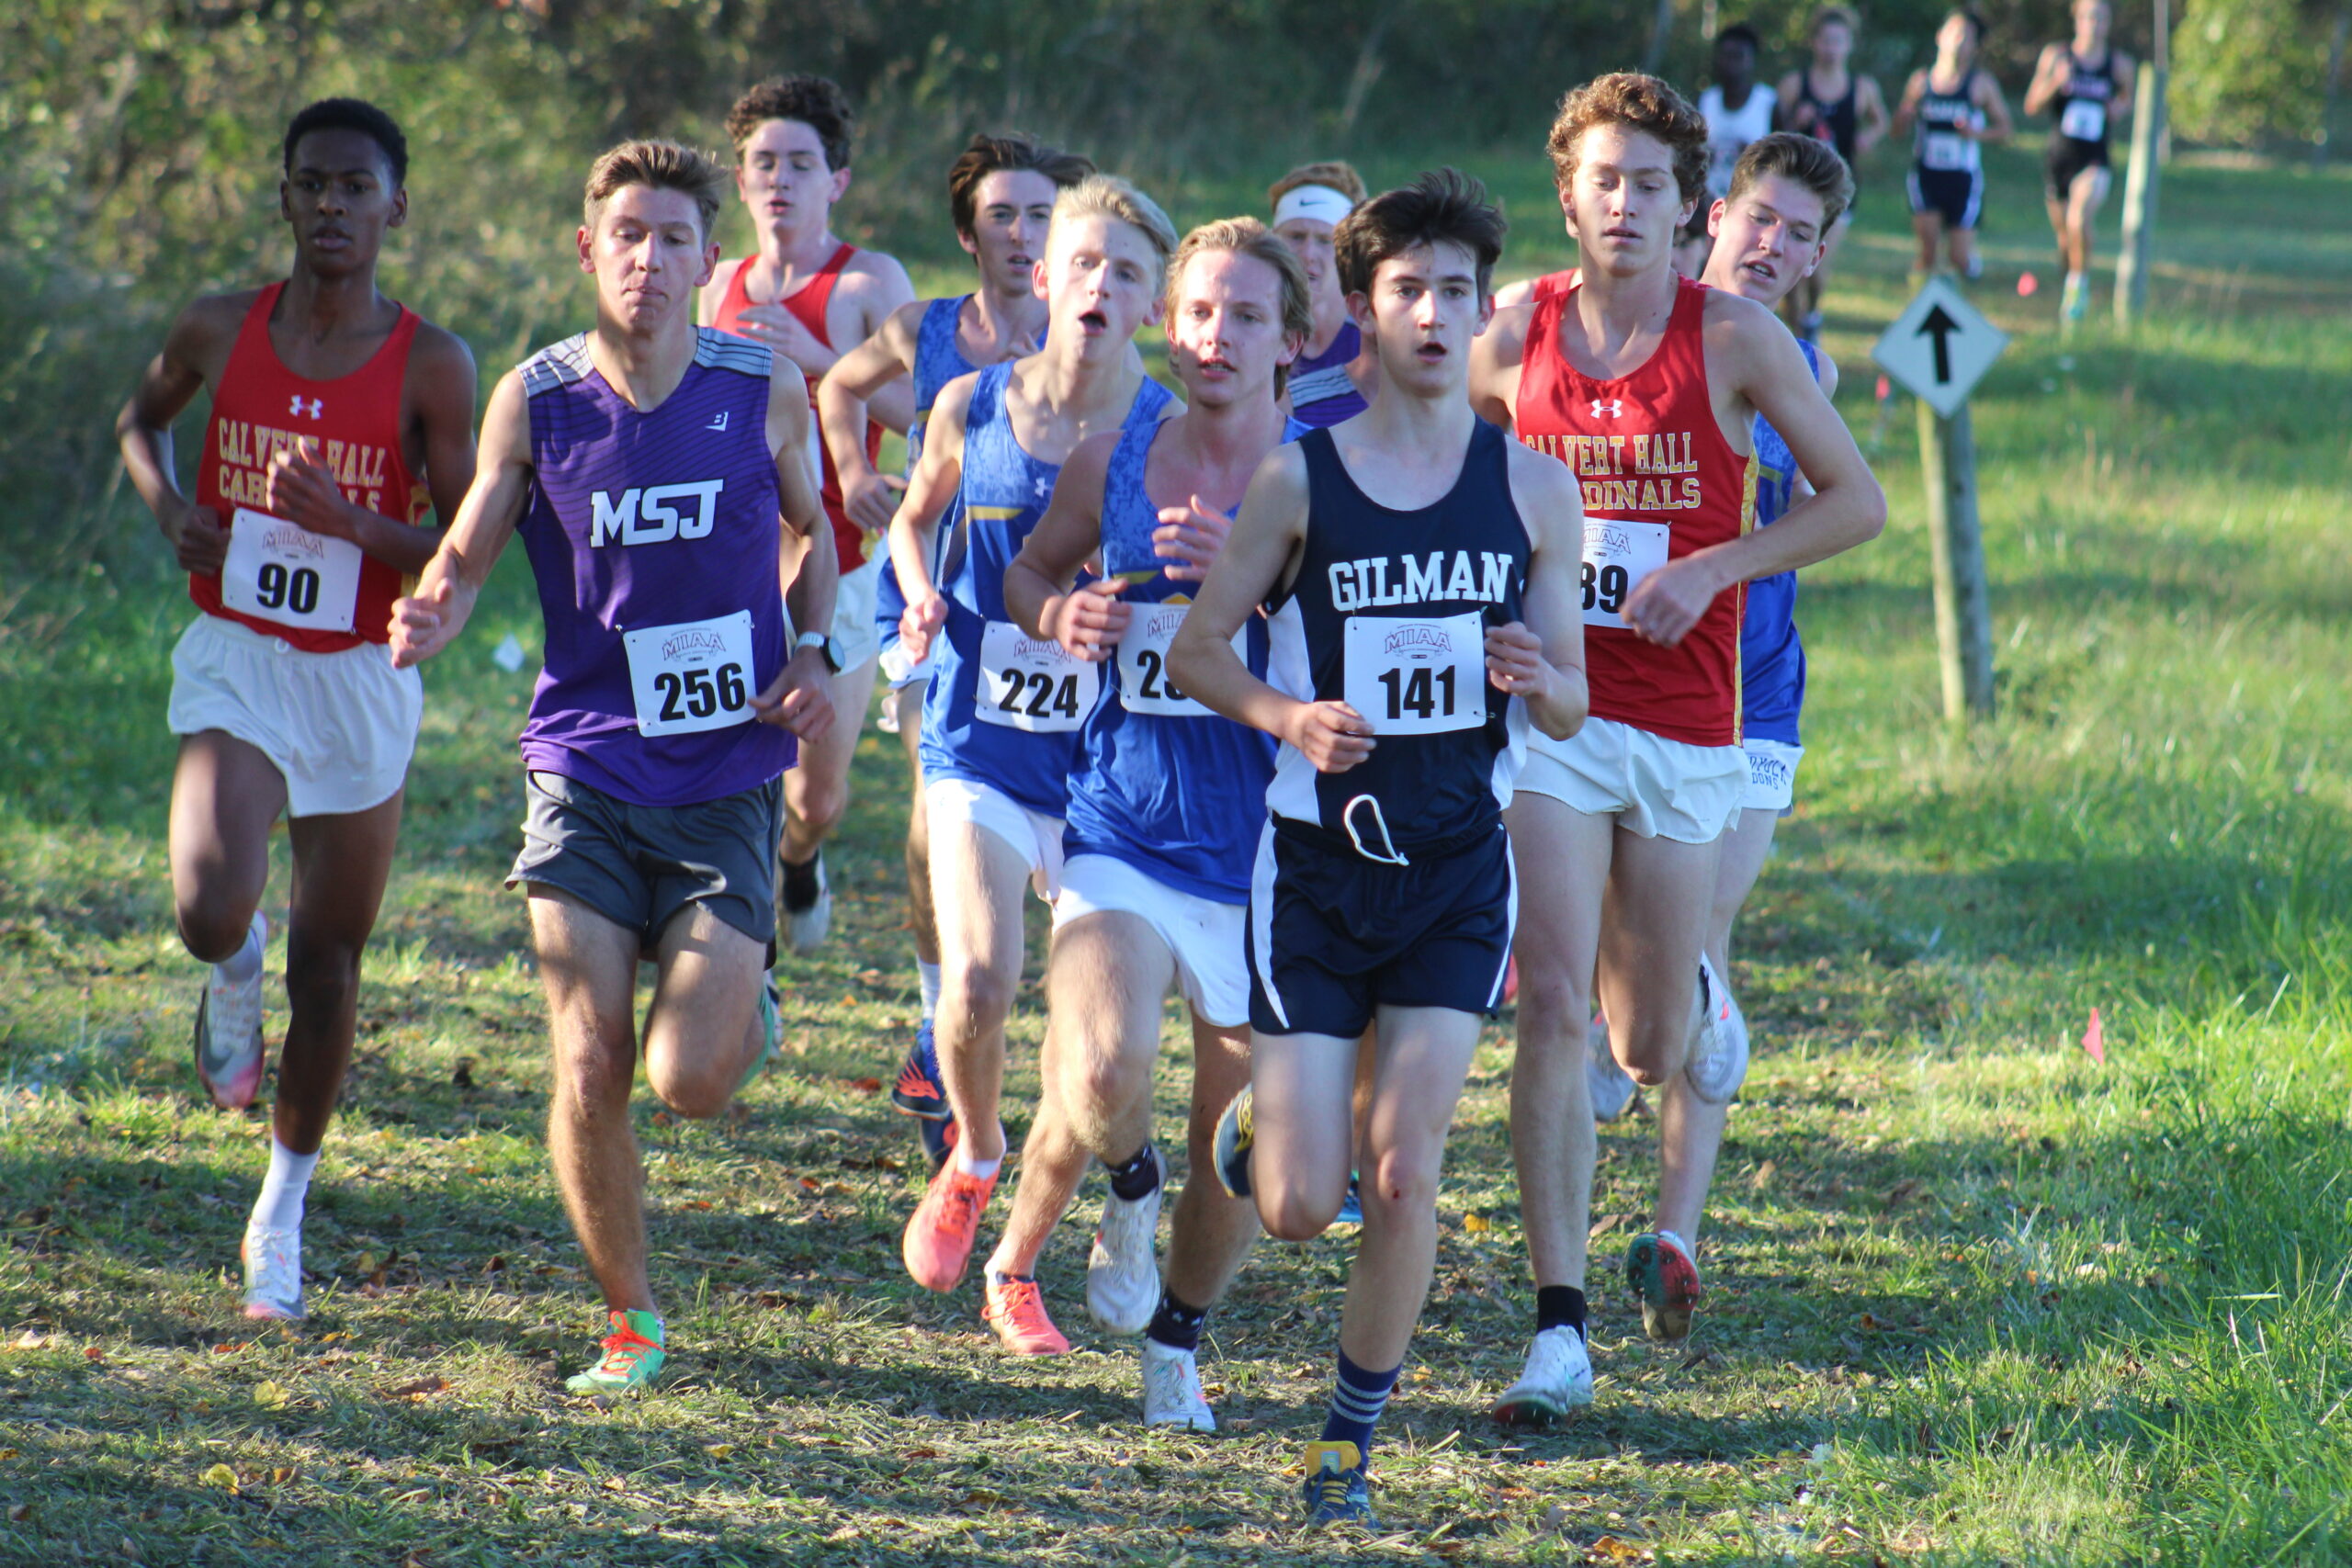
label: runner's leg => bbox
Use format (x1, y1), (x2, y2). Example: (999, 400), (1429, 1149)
(276, 794), (403, 1154)
(895, 687), (942, 975)
(1163, 1011), (1259, 1311)
(781, 654), (879, 867)
(1595, 826), (1721, 1084)
(929, 813), (1036, 1167)
(532, 888), (654, 1314)
(169, 732), (285, 963)
(1248, 1031), (1359, 1241)
(640, 903), (770, 1120)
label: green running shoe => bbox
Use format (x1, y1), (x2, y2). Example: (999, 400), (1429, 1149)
(566, 1308), (666, 1395)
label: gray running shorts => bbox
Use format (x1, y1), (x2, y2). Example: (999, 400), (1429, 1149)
(508, 770), (783, 952)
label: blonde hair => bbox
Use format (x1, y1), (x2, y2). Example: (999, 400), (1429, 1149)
(1166, 217), (1314, 394)
(1050, 174), (1179, 283)
(582, 140), (729, 243)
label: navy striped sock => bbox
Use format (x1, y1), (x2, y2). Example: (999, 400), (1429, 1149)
(1317, 1348), (1401, 1459)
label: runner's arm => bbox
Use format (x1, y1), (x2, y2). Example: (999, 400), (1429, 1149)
(695, 259), (742, 329)
(116, 298), (236, 576)
(2024, 45), (2067, 117)
(842, 256), (919, 435)
(819, 302), (921, 536)
(263, 326), (480, 575)
(2110, 52), (2136, 116)
(1467, 302), (1533, 431)
(1975, 73), (2016, 141)
(1169, 446), (1372, 773)
(1493, 443), (1589, 742)
(1004, 433), (1126, 659)
(389, 368), (532, 667)
(1791, 351), (1841, 501)
(885, 374), (974, 663)
(1892, 71), (1927, 133)
(1856, 76), (1892, 155)
(764, 356), (836, 739)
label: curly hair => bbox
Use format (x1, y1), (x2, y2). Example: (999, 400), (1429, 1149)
(1545, 72), (1710, 204)
(724, 75), (854, 171)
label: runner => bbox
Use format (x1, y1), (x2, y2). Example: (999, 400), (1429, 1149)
(1774, 5), (1889, 337)
(887, 175), (1179, 1298)
(1586, 129), (1856, 1275)
(1467, 73), (1882, 1422)
(1894, 9), (2012, 281)
(2025, 0), (2133, 323)
(701, 74), (916, 954)
(389, 141), (837, 1394)
(975, 220), (1308, 1410)
(1679, 26), (1777, 276)
(1266, 162), (1374, 427)
(818, 132), (1096, 1171)
(1174, 170), (1589, 1526)
(115, 98), (478, 1323)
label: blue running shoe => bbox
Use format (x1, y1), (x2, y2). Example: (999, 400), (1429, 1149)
(918, 1108), (959, 1175)
(1301, 1440), (1374, 1527)
(1334, 1172), (1363, 1226)
(891, 1020), (949, 1120)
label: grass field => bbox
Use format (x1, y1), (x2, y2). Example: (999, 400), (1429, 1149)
(3, 139), (2349, 1565)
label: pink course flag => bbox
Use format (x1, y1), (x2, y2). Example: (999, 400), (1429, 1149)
(2082, 1007), (2106, 1066)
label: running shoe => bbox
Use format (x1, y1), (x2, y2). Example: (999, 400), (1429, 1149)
(1141, 1341), (1216, 1431)
(891, 1020), (949, 1119)
(2064, 282), (2089, 323)
(1211, 1087), (1254, 1200)
(194, 913), (267, 1111)
(239, 1220), (304, 1322)
(918, 1110), (958, 1175)
(902, 1162), (996, 1292)
(781, 852), (831, 956)
(1588, 1012), (1637, 1122)
(1626, 1229), (1702, 1342)
(565, 1308), (666, 1395)
(1086, 1170), (1162, 1335)
(1683, 955), (1750, 1104)
(1300, 1439), (1375, 1527)
(734, 978), (779, 1100)
(1333, 1171), (1363, 1226)
(1490, 1325), (1592, 1427)
(981, 1273), (1069, 1356)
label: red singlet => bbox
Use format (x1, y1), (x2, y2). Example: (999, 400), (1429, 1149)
(712, 243), (883, 572)
(1513, 275), (1756, 748)
(192, 283), (424, 652)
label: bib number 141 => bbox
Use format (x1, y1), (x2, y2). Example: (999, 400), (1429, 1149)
(1342, 610), (1485, 736)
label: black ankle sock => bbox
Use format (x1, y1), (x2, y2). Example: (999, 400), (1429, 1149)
(1104, 1142), (1161, 1201)
(1146, 1289), (1209, 1353)
(780, 852), (821, 910)
(1536, 1284), (1588, 1340)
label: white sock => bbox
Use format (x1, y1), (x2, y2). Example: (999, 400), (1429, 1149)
(217, 918), (264, 985)
(253, 1140), (318, 1231)
(2067, 270), (2087, 289)
(918, 961), (943, 1022)
(956, 1151), (1002, 1180)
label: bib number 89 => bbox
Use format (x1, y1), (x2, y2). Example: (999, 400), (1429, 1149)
(653, 662), (748, 724)
(254, 562), (322, 616)
(996, 668), (1084, 722)
(1580, 560), (1630, 615)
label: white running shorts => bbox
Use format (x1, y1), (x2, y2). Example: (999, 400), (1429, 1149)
(1516, 716), (1745, 843)
(925, 775), (1065, 901)
(1056, 852), (1251, 1029)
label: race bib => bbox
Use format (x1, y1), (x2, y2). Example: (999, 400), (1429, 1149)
(1580, 515), (1671, 629)
(623, 610), (757, 738)
(976, 618), (1100, 733)
(220, 507), (363, 634)
(1115, 598), (1244, 719)
(1921, 130), (1971, 171)
(2059, 98), (2106, 141)
(1342, 611), (1485, 737)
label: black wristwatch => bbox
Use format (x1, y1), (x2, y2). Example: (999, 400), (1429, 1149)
(796, 629), (843, 674)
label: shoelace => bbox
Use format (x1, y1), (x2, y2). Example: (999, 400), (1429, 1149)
(938, 1175), (989, 1230)
(594, 1323), (662, 1376)
(1308, 1464), (1360, 1513)
(1148, 1355), (1200, 1404)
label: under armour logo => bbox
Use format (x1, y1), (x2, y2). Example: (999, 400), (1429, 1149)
(1589, 399), (1624, 419)
(289, 396), (323, 420)
(1034, 476), (1051, 501)
(706, 410), (729, 432)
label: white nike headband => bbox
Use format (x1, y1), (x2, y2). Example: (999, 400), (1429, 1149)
(1272, 184), (1355, 229)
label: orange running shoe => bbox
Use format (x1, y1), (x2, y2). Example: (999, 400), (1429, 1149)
(981, 1273), (1070, 1355)
(902, 1163), (996, 1292)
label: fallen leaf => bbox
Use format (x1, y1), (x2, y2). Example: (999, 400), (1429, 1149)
(10, 1331), (43, 1350)
(6, 1504), (27, 1522)
(703, 1443), (736, 1459)
(1750, 1160), (1777, 1191)
(200, 1463), (239, 1492)
(1541, 1502), (1570, 1530)
(1589, 1535), (1645, 1565)
(270, 1466), (299, 1484)
(602, 1475), (628, 1492)
(82, 1346), (103, 1362)
(1883, 1179), (1928, 1209)
(846, 1077), (884, 1095)
(253, 1380), (290, 1410)
(380, 1376), (451, 1402)
(1463, 1213), (1491, 1234)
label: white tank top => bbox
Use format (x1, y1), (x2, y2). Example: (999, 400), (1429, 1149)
(1700, 84), (1779, 197)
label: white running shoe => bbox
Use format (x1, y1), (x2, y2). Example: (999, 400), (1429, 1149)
(1684, 954), (1750, 1105)
(1140, 1340), (1216, 1431)
(782, 853), (831, 956)
(1588, 1011), (1636, 1122)
(195, 913), (267, 1111)
(1489, 1325), (1594, 1427)
(1086, 1179), (1163, 1336)
(240, 1220), (305, 1321)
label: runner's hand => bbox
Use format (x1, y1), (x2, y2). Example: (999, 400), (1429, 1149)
(729, 304), (832, 379)
(1287, 700), (1375, 773)
(266, 439), (359, 540)
(842, 467), (907, 536)
(899, 592), (948, 663)
(1620, 556), (1724, 648)
(1153, 495), (1232, 581)
(1484, 620), (1548, 695)
(389, 579), (457, 668)
(1052, 577), (1132, 660)
(165, 500), (230, 577)
(752, 646), (835, 739)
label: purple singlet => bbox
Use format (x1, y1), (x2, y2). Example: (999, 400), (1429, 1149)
(514, 328), (795, 807)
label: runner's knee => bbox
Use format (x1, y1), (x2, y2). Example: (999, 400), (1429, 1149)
(646, 1056), (734, 1121)
(175, 897), (254, 965)
(943, 958), (1013, 1028)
